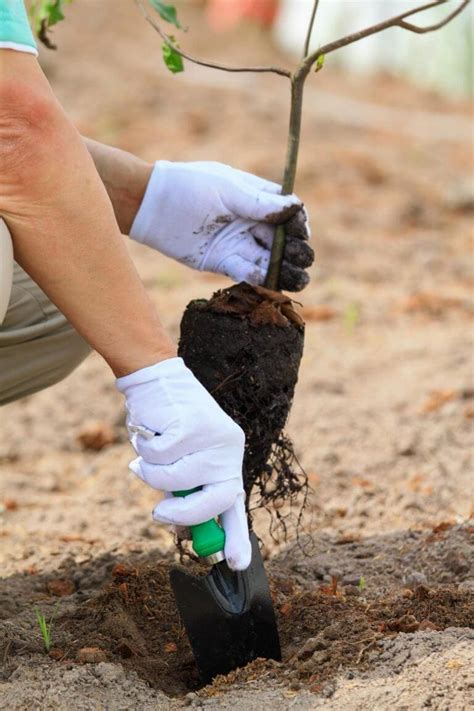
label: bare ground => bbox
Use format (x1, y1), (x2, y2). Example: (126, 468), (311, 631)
(1, 2), (473, 709)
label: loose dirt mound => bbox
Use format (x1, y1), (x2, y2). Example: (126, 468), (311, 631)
(4, 546), (468, 699)
(1, 526), (472, 707)
(64, 562), (197, 695)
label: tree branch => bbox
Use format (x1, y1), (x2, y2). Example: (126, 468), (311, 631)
(303, 0), (321, 58)
(136, 0), (470, 290)
(265, 0), (470, 289)
(136, 0), (291, 78)
(264, 76), (307, 289)
(303, 0), (470, 71)
(399, 0), (470, 33)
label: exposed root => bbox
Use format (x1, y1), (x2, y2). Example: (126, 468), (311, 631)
(251, 433), (310, 543)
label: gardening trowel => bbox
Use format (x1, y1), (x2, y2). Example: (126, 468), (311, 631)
(130, 426), (281, 681)
(169, 489), (281, 683)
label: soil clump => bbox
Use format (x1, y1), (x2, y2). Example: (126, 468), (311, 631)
(178, 283), (307, 511)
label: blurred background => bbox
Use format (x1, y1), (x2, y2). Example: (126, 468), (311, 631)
(205, 0), (473, 96)
(276, 0), (473, 97)
(1, 0), (473, 575)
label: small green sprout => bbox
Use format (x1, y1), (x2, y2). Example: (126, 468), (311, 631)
(343, 303), (360, 332)
(358, 575), (366, 591)
(315, 54), (325, 72)
(34, 603), (60, 652)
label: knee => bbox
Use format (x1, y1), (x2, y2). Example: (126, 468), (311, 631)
(0, 326), (91, 406)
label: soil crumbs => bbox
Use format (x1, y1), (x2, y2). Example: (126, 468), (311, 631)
(1, 525), (473, 709)
(42, 548), (474, 696)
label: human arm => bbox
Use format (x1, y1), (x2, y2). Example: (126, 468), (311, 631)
(83, 137), (153, 236)
(84, 140), (314, 292)
(0, 44), (250, 569)
(0, 51), (175, 375)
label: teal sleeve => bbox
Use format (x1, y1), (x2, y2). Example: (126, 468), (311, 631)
(0, 0), (37, 52)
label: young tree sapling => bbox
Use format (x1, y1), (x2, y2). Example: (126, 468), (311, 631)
(138, 0), (470, 288)
(136, 0), (470, 518)
(31, 0), (471, 517)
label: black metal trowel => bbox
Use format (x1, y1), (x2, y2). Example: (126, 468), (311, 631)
(169, 490), (281, 683)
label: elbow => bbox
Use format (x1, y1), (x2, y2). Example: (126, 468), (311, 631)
(0, 78), (62, 182)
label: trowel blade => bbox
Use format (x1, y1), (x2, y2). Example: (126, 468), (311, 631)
(169, 532), (281, 683)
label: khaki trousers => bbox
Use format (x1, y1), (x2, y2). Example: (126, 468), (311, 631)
(0, 263), (91, 405)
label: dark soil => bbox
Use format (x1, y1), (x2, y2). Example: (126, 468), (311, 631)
(51, 554), (473, 699)
(1, 527), (472, 702)
(63, 562), (198, 696)
(178, 283), (306, 509)
(275, 585), (474, 685)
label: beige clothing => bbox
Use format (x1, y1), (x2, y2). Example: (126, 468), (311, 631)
(0, 219), (14, 323)
(0, 263), (91, 405)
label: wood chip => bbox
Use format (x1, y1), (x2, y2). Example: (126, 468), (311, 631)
(300, 305), (337, 322)
(47, 578), (75, 597)
(76, 420), (117, 451)
(421, 389), (456, 414)
(77, 647), (108, 664)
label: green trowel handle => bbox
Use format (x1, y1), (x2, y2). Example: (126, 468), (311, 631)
(173, 488), (225, 559)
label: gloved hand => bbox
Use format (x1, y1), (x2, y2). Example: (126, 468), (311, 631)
(116, 356), (251, 571)
(130, 161), (313, 292)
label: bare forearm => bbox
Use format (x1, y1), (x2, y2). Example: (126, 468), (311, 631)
(84, 138), (153, 235)
(0, 52), (175, 376)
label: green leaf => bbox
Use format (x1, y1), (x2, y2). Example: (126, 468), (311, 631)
(46, 0), (66, 25)
(29, 0), (72, 49)
(30, 0), (70, 30)
(35, 606), (52, 652)
(162, 42), (184, 74)
(150, 1), (182, 29)
(358, 576), (366, 591)
(315, 54), (325, 72)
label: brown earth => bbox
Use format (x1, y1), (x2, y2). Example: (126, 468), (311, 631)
(178, 285), (306, 503)
(1, 2), (473, 709)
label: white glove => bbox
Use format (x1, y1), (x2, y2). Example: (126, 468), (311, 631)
(130, 161), (313, 292)
(116, 357), (251, 571)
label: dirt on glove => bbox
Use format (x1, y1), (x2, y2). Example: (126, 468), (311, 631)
(178, 282), (307, 519)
